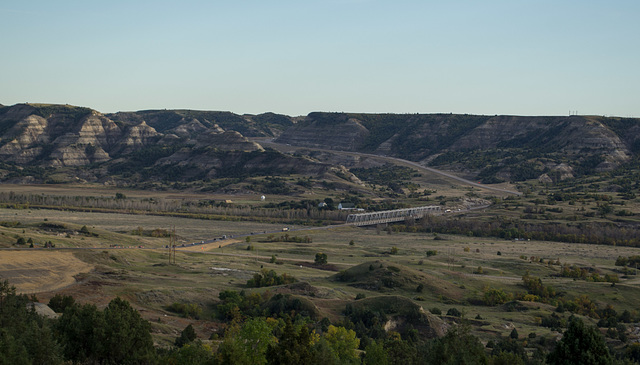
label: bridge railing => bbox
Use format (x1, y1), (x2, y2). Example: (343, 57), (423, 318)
(346, 205), (441, 226)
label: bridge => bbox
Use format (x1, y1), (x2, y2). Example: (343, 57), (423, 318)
(346, 205), (441, 226)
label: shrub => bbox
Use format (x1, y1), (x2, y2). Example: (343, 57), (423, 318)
(447, 308), (462, 317)
(315, 252), (328, 265)
(48, 294), (76, 313)
(168, 302), (203, 319)
(246, 269), (296, 288)
(483, 287), (511, 306)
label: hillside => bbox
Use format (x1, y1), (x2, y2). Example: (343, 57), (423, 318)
(1, 103), (639, 188)
(277, 112), (640, 183)
(0, 104), (339, 188)
(107, 109), (295, 138)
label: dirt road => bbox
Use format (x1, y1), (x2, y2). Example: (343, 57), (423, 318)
(255, 139), (522, 196)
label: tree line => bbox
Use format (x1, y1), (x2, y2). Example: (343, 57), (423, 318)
(0, 192), (351, 223)
(395, 215), (640, 247)
(2, 280), (637, 364)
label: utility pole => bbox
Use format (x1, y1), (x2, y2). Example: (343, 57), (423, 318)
(168, 226), (176, 265)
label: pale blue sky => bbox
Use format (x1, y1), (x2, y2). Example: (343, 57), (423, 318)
(1, 1), (638, 116)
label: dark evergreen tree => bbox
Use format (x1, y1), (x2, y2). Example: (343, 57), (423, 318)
(176, 324), (197, 347)
(266, 318), (314, 365)
(47, 293), (75, 313)
(0, 280), (63, 364)
(55, 302), (106, 363)
(102, 297), (156, 365)
(426, 325), (488, 365)
(547, 317), (613, 365)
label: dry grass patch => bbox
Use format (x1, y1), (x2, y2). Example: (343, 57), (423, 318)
(0, 251), (93, 294)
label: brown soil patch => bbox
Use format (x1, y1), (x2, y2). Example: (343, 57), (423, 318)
(174, 238), (239, 252)
(0, 251), (93, 294)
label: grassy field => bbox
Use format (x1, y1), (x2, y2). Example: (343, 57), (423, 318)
(2, 201), (639, 346)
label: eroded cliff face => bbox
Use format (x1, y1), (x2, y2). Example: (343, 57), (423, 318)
(0, 105), (275, 167)
(0, 106), (163, 167)
(277, 114), (370, 151)
(276, 112), (640, 182)
(2, 104), (638, 185)
(450, 115), (632, 170)
(0, 104), (338, 184)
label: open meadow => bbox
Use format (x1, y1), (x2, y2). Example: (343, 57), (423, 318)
(1, 201), (639, 349)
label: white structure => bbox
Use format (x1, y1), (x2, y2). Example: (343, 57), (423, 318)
(338, 202), (356, 210)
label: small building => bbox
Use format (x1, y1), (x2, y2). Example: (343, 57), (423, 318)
(338, 202), (356, 210)
(318, 202), (327, 208)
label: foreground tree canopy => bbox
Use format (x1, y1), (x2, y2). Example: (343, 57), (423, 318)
(0, 280), (630, 364)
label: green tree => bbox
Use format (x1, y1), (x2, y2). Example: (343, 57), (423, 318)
(238, 318), (276, 365)
(102, 297), (156, 364)
(490, 337), (527, 363)
(55, 302), (106, 363)
(383, 333), (417, 364)
(426, 325), (488, 364)
(323, 325), (360, 364)
(362, 339), (388, 365)
(48, 294), (75, 313)
(547, 317), (613, 365)
(266, 318), (314, 365)
(0, 328), (30, 365)
(0, 280), (63, 364)
(163, 340), (215, 365)
(315, 252), (328, 265)
(483, 287), (510, 306)
(217, 317), (276, 365)
(176, 324), (197, 347)
(311, 337), (340, 365)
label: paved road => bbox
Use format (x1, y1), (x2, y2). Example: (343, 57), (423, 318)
(256, 139), (522, 196)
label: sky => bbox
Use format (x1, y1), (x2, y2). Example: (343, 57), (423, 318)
(1, 0), (639, 117)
